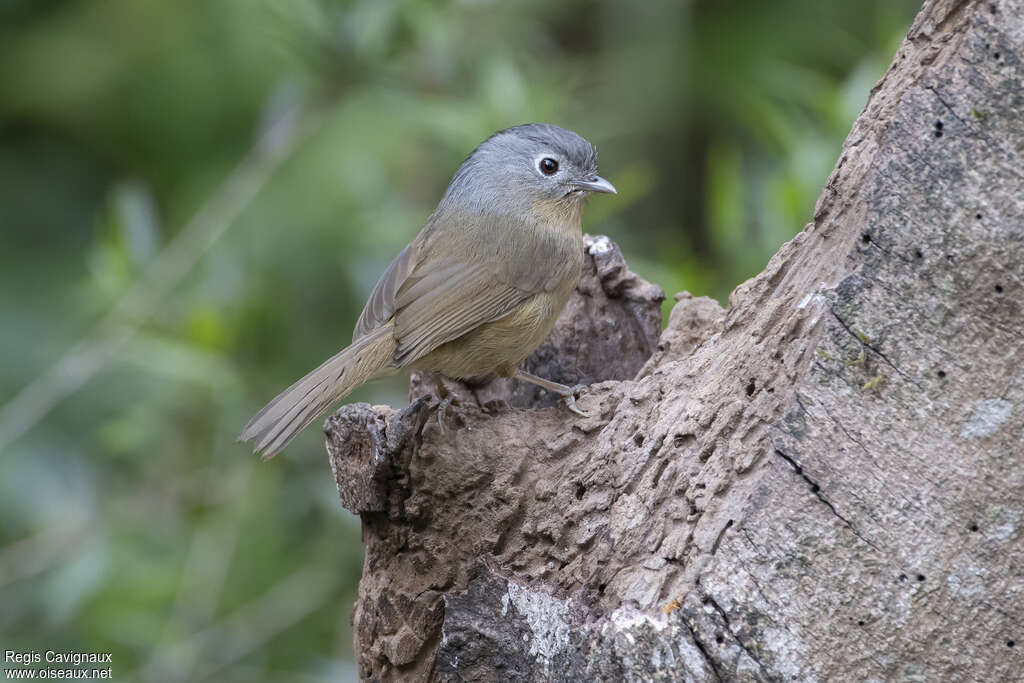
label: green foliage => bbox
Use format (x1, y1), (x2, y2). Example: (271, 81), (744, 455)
(0, 0), (919, 679)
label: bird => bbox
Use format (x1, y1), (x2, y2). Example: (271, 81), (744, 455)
(239, 123), (617, 459)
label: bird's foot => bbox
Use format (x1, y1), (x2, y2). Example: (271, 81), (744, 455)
(563, 384), (591, 418)
(435, 396), (453, 433)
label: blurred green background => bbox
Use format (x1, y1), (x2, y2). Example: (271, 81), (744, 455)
(0, 0), (919, 680)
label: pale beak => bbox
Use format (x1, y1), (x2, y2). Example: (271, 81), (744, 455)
(572, 175), (617, 195)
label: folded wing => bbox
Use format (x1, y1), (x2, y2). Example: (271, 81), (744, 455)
(352, 213), (549, 368)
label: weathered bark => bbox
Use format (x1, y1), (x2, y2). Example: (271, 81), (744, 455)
(326, 0), (1024, 679)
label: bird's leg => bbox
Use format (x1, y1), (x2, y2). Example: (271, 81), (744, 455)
(432, 372), (456, 431)
(513, 370), (590, 417)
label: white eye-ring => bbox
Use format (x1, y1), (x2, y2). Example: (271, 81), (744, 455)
(535, 153), (560, 176)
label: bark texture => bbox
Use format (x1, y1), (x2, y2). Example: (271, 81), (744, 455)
(326, 0), (1024, 679)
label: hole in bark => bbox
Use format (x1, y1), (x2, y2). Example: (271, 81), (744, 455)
(858, 620), (865, 627)
(917, 574), (926, 582)
(810, 483), (820, 493)
(934, 119), (943, 131)
(913, 247), (923, 259)
(970, 523), (979, 532)
(994, 284), (1004, 293)
(933, 129), (943, 138)
(746, 379), (756, 396)
(767, 386), (775, 393)
(715, 634), (724, 644)
(937, 370), (946, 378)
(898, 574), (908, 582)
(598, 583), (607, 595)
(975, 213), (983, 219)
(674, 433), (695, 448)
(575, 482), (585, 500)
(994, 52), (1001, 60)
(861, 232), (872, 244)
(1008, 640), (1016, 648)
(633, 433), (645, 447)
(651, 458), (671, 486)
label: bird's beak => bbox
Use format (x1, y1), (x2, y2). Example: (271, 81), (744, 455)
(572, 175), (617, 195)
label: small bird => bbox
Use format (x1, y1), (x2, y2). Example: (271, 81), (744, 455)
(239, 123), (616, 458)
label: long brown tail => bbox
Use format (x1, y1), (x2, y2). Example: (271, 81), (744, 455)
(238, 324), (396, 459)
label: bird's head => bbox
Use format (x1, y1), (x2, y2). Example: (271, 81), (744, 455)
(440, 123), (616, 222)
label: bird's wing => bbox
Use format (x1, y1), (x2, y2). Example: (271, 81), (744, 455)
(352, 243), (415, 342)
(353, 211), (562, 368)
(390, 257), (530, 366)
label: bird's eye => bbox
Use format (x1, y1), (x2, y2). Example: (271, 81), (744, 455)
(538, 157), (559, 175)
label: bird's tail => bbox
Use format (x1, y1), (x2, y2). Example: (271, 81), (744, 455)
(238, 324), (396, 459)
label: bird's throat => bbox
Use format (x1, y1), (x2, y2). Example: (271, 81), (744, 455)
(531, 196), (585, 235)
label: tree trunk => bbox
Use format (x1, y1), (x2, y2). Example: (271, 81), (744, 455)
(325, 0), (1024, 679)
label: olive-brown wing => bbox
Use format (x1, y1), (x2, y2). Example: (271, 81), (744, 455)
(352, 243), (415, 343)
(390, 257), (530, 366)
(353, 211), (572, 367)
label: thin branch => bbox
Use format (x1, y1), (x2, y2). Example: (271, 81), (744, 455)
(137, 565), (335, 682)
(0, 104), (324, 452)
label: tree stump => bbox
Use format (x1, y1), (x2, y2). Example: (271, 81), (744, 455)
(326, 1), (1024, 679)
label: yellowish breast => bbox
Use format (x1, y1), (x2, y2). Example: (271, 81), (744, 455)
(416, 274), (577, 381)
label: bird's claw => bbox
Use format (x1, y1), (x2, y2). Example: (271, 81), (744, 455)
(435, 396), (453, 433)
(564, 384), (591, 418)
